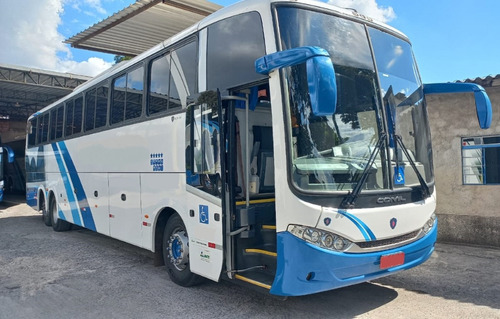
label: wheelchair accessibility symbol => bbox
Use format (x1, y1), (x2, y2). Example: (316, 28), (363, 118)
(199, 205), (209, 224)
(394, 166), (405, 185)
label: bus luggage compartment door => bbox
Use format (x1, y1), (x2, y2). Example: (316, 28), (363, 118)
(109, 173), (142, 246)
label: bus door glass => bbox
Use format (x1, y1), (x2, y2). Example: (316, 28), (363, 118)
(185, 91), (224, 281)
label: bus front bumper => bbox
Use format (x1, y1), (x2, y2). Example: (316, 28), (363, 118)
(270, 222), (437, 296)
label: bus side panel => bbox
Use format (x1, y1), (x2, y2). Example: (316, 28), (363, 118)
(140, 173), (185, 251)
(45, 172), (74, 225)
(185, 190), (223, 282)
(109, 173), (142, 246)
(78, 173), (110, 235)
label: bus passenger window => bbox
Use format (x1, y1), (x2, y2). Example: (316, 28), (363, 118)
(112, 66), (144, 124)
(41, 113), (49, 144)
(50, 105), (64, 140)
(73, 97), (83, 134)
(27, 119), (36, 147)
(125, 66), (143, 120)
(149, 54), (171, 115)
(85, 88), (96, 131)
(95, 85), (109, 129)
(149, 40), (196, 115)
(170, 41), (197, 109)
(49, 109), (57, 141)
(111, 75), (126, 124)
(55, 105), (64, 139)
(65, 100), (74, 137)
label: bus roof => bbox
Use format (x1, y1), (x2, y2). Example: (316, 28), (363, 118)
(29, 0), (408, 120)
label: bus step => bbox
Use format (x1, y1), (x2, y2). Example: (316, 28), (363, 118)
(245, 248), (277, 257)
(261, 225), (276, 231)
(241, 247), (277, 275)
(259, 225), (277, 246)
(234, 272), (274, 290)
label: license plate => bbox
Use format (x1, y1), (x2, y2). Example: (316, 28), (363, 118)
(380, 252), (405, 269)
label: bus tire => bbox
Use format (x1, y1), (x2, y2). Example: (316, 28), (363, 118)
(41, 198), (51, 227)
(162, 214), (203, 287)
(50, 196), (71, 232)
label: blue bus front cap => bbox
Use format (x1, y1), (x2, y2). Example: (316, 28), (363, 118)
(270, 221), (437, 296)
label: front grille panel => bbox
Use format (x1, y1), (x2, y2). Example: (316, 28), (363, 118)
(356, 229), (421, 249)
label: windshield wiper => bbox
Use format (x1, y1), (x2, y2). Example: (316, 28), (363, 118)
(394, 134), (430, 199)
(384, 85), (430, 201)
(340, 132), (386, 209)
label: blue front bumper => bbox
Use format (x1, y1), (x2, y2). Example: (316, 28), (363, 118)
(270, 222), (437, 296)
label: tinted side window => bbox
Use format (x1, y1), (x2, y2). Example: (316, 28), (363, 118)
(111, 75), (126, 124)
(50, 109), (57, 141)
(65, 100), (74, 137)
(73, 97), (83, 135)
(27, 119), (36, 147)
(207, 12), (266, 91)
(149, 54), (171, 114)
(95, 85), (108, 129)
(50, 105), (64, 141)
(111, 66), (144, 124)
(126, 67), (143, 120)
(41, 113), (49, 143)
(55, 105), (64, 139)
(171, 41), (197, 108)
(84, 84), (108, 131)
(37, 116), (43, 144)
(85, 88), (96, 131)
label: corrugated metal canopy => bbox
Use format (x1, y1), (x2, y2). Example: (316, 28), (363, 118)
(65, 0), (222, 57)
(0, 64), (89, 121)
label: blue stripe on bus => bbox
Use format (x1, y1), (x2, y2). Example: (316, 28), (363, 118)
(337, 210), (377, 241)
(58, 141), (96, 231)
(51, 143), (82, 226)
(59, 209), (66, 220)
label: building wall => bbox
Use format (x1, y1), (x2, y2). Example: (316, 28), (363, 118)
(426, 86), (500, 247)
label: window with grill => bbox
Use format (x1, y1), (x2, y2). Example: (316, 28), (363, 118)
(462, 136), (500, 185)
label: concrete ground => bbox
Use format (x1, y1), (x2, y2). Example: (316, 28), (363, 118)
(0, 202), (499, 319)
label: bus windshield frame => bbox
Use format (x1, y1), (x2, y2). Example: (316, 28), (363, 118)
(275, 5), (434, 198)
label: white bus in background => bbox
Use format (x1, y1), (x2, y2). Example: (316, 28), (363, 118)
(25, 0), (492, 296)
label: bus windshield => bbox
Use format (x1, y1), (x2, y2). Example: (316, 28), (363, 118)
(277, 6), (433, 193)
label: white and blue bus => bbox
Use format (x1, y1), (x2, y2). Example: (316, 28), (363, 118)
(26, 0), (491, 296)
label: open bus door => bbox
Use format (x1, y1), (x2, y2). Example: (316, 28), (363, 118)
(220, 87), (279, 290)
(184, 91), (225, 282)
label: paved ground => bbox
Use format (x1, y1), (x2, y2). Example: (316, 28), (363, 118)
(0, 201), (499, 319)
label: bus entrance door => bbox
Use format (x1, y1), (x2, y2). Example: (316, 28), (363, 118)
(184, 91), (224, 281)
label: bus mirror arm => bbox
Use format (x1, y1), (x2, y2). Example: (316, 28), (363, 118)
(423, 83), (492, 129)
(255, 46), (337, 116)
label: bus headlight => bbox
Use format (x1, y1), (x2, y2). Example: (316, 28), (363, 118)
(287, 225), (352, 252)
(422, 213), (436, 234)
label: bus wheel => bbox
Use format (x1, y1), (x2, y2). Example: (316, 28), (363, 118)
(163, 214), (202, 287)
(41, 198), (51, 227)
(50, 196), (71, 232)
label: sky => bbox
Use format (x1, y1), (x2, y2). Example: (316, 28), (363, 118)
(0, 0), (499, 82)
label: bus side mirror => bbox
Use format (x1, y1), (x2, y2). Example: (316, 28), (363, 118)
(3, 146), (15, 163)
(255, 46), (337, 116)
(423, 83), (492, 129)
